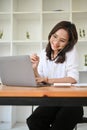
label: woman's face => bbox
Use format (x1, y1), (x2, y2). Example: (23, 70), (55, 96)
(50, 29), (69, 53)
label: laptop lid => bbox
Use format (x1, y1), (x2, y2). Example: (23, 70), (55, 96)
(79, 71), (87, 83)
(0, 55), (37, 86)
(72, 71), (87, 87)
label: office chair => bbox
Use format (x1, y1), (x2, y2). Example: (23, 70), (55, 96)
(74, 72), (87, 129)
(32, 105), (34, 113)
(75, 116), (87, 130)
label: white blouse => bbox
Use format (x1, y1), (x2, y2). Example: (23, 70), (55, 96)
(38, 46), (79, 82)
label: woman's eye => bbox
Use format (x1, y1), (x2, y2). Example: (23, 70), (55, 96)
(61, 40), (65, 42)
(61, 39), (66, 42)
(53, 34), (57, 38)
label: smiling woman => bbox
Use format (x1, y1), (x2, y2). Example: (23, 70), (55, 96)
(50, 29), (69, 49)
(50, 29), (69, 60)
(26, 21), (83, 130)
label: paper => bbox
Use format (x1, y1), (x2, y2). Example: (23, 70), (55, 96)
(72, 83), (87, 87)
(53, 83), (71, 86)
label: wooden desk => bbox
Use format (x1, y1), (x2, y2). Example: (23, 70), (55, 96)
(0, 85), (87, 106)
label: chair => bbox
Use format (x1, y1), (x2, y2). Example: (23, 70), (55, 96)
(75, 117), (87, 130)
(75, 72), (87, 129)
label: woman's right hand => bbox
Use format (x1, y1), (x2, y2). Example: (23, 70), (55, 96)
(30, 53), (39, 70)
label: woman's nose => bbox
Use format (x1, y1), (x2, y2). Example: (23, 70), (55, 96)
(54, 40), (59, 45)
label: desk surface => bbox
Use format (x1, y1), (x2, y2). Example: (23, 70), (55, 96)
(0, 85), (87, 97)
(0, 85), (87, 106)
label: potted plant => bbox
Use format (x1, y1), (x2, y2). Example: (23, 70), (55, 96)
(84, 55), (87, 70)
(0, 30), (3, 39)
(26, 31), (30, 39)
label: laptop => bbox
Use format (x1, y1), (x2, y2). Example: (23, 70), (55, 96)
(72, 71), (87, 87)
(0, 55), (37, 87)
(79, 71), (87, 84)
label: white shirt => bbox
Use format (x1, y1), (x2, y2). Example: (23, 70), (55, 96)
(38, 46), (79, 82)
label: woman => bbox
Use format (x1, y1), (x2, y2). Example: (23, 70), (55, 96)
(26, 21), (83, 130)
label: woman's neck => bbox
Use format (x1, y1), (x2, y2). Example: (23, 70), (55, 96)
(51, 51), (59, 60)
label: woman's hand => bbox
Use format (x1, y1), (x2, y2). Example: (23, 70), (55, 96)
(36, 77), (48, 84)
(30, 53), (39, 70)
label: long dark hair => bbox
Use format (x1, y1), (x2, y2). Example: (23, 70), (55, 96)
(46, 21), (78, 63)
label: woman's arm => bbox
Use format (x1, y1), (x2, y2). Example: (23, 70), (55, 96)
(48, 77), (77, 84)
(36, 76), (77, 84)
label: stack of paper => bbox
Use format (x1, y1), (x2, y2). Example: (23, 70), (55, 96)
(53, 83), (71, 86)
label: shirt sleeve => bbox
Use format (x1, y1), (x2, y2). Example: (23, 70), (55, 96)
(65, 46), (79, 82)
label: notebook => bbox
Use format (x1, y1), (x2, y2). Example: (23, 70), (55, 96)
(0, 55), (38, 87)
